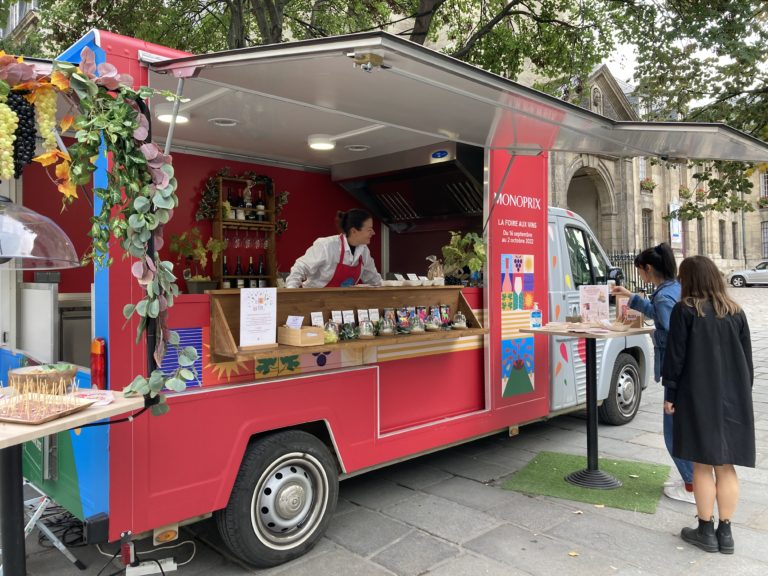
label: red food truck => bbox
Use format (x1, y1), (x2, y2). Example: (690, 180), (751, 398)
(3, 29), (768, 570)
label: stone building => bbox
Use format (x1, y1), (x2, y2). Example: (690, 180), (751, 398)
(550, 65), (768, 269)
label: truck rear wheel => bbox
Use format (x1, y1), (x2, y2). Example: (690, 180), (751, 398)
(215, 430), (339, 568)
(599, 353), (641, 425)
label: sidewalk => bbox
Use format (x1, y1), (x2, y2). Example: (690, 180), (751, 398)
(18, 290), (768, 575)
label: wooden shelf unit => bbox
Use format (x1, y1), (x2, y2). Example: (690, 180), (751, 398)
(212, 176), (277, 289)
(209, 286), (487, 362)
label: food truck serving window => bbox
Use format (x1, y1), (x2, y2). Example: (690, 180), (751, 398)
(564, 226), (609, 287)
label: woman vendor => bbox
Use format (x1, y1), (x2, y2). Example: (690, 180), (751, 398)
(286, 208), (383, 288)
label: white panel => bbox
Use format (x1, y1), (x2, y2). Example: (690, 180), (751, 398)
(19, 283), (58, 363)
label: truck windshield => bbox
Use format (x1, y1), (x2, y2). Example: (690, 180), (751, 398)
(564, 226), (609, 286)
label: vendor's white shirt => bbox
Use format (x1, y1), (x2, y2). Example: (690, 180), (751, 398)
(286, 234), (382, 288)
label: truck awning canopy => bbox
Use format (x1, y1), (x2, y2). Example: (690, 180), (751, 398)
(147, 32), (768, 169)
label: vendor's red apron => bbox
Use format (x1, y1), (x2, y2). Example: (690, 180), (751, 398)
(326, 234), (362, 287)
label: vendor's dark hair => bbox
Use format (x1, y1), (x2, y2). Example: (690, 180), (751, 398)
(336, 209), (372, 236)
(634, 242), (676, 280)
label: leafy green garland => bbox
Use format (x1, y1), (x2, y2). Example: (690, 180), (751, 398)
(52, 49), (199, 414)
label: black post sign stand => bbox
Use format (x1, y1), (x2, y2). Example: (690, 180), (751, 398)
(521, 325), (653, 490)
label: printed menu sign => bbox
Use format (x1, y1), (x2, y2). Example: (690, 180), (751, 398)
(240, 288), (277, 347)
(579, 285), (609, 322)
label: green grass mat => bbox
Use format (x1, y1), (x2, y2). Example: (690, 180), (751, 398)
(501, 451), (670, 514)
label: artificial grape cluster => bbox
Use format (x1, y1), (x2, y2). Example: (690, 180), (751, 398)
(0, 97), (20, 181)
(7, 92), (36, 179)
(34, 87), (58, 152)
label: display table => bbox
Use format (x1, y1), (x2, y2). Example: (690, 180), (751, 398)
(521, 324), (653, 489)
(0, 392), (144, 576)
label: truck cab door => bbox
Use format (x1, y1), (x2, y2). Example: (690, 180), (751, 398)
(550, 218), (611, 410)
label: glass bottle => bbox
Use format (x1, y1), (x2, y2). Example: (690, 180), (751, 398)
(255, 187), (266, 222)
(257, 254), (266, 286)
(247, 256), (256, 278)
(235, 255), (244, 288)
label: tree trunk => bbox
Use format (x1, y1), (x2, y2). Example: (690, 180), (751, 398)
(250, 0), (289, 44)
(409, 0), (447, 45)
(227, 0), (248, 49)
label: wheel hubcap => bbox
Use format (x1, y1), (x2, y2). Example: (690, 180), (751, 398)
(616, 368), (638, 415)
(251, 453), (329, 550)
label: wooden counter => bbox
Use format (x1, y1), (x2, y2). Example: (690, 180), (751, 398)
(209, 286), (487, 362)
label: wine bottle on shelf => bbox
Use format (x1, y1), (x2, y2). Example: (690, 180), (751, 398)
(235, 255), (245, 288)
(257, 254), (267, 287)
(255, 188), (266, 222)
(247, 256), (256, 277)
(221, 255), (230, 288)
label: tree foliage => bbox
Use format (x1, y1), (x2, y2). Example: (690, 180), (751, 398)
(5, 0), (767, 220)
(614, 1), (768, 220)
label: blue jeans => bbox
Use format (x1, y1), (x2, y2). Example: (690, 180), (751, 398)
(664, 411), (694, 483)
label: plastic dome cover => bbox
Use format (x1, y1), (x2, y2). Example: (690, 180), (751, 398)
(0, 197), (80, 269)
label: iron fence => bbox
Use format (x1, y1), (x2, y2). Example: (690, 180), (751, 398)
(607, 252), (656, 294)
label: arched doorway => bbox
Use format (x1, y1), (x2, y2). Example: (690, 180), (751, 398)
(567, 167), (602, 242)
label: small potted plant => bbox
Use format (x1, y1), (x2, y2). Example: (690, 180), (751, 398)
(640, 177), (656, 192)
(169, 229), (226, 293)
(695, 188), (707, 203)
(441, 231), (486, 286)
(757, 196), (768, 210)
(678, 186), (692, 200)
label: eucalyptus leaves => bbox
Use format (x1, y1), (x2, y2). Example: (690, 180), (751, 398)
(8, 46), (197, 414)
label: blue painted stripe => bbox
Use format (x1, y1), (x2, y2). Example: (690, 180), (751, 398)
(58, 34), (111, 520)
(159, 327), (203, 388)
(0, 348), (24, 386)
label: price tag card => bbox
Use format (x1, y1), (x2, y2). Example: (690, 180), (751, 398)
(406, 273), (420, 281)
(368, 309), (380, 322)
(393, 273), (405, 281)
(285, 315), (304, 329)
(310, 311), (324, 327)
(331, 310), (343, 324)
(342, 310), (356, 325)
(357, 309), (370, 322)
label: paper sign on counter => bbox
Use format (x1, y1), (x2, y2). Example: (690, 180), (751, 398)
(331, 310), (343, 324)
(357, 309), (370, 322)
(285, 315), (304, 329)
(368, 309), (380, 322)
(240, 288), (277, 347)
(342, 310), (356, 324)
(579, 285), (609, 323)
(310, 312), (324, 327)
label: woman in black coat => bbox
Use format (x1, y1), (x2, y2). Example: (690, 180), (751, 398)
(662, 256), (754, 555)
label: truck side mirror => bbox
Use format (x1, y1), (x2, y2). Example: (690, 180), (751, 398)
(608, 266), (624, 287)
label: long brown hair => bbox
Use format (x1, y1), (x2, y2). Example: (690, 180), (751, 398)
(678, 255), (741, 317)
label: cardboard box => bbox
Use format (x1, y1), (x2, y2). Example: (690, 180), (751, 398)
(616, 297), (644, 328)
(278, 326), (324, 347)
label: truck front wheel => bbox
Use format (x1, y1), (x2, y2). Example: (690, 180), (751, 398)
(599, 353), (642, 425)
(215, 430), (339, 568)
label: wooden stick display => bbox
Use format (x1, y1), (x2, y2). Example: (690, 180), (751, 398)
(0, 373), (94, 425)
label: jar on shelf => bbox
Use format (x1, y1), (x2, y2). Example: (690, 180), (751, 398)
(452, 311), (467, 329)
(323, 321), (339, 344)
(410, 316), (425, 334)
(359, 319), (376, 339)
(378, 317), (395, 336)
(425, 314), (442, 331)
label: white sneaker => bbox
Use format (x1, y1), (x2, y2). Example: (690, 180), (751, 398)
(664, 479), (684, 488)
(664, 484), (696, 504)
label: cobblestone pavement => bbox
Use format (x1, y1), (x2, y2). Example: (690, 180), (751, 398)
(14, 288), (768, 575)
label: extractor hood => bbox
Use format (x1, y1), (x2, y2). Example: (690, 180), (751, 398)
(333, 142), (483, 233)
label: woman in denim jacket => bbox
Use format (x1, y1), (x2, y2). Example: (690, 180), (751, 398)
(612, 243), (693, 503)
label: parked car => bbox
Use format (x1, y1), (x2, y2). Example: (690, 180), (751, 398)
(727, 261), (768, 287)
